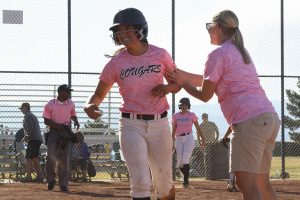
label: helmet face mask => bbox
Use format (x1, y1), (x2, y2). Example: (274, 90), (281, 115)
(110, 8), (148, 45)
(110, 26), (147, 45)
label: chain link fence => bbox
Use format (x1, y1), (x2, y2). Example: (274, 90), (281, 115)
(0, 0), (299, 182)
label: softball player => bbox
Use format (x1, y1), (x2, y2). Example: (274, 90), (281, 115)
(172, 98), (205, 188)
(84, 8), (181, 200)
(171, 10), (281, 200)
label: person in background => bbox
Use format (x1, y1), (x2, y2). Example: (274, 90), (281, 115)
(19, 102), (44, 182)
(200, 113), (219, 143)
(84, 8), (181, 200)
(200, 113), (219, 178)
(170, 10), (281, 200)
(172, 97), (205, 188)
(104, 142), (111, 154)
(71, 131), (90, 182)
(43, 84), (80, 192)
(222, 127), (238, 192)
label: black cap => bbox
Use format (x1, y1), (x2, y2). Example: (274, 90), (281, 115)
(19, 102), (30, 110)
(57, 84), (73, 93)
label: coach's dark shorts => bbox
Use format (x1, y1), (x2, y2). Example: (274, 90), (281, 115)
(25, 140), (42, 159)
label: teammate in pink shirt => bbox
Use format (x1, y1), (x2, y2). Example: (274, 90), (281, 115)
(84, 8), (181, 200)
(172, 98), (205, 188)
(170, 10), (280, 200)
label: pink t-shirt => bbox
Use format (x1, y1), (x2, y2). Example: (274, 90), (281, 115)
(172, 112), (198, 136)
(204, 40), (275, 125)
(43, 99), (77, 126)
(100, 44), (176, 114)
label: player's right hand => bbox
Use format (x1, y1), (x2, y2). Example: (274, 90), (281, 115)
(84, 103), (102, 120)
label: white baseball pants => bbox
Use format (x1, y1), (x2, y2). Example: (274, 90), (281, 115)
(175, 133), (195, 166)
(119, 117), (173, 198)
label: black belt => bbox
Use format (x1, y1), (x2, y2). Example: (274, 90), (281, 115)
(122, 111), (168, 120)
(178, 133), (191, 136)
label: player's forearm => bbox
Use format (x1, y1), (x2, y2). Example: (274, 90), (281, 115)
(86, 80), (113, 107)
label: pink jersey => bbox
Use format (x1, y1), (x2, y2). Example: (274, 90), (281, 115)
(203, 40), (275, 125)
(172, 112), (198, 136)
(100, 44), (176, 114)
(43, 99), (77, 126)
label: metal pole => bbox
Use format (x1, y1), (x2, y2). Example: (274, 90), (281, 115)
(171, 0), (176, 181)
(68, 0), (72, 88)
(280, 0), (286, 179)
(171, 0), (175, 115)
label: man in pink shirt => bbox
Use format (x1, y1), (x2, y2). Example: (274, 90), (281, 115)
(43, 84), (79, 192)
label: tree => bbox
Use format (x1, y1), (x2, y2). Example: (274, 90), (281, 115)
(284, 78), (300, 143)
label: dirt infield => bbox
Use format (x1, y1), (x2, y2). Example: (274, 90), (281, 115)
(0, 179), (299, 200)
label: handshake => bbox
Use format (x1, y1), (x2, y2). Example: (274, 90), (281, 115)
(220, 137), (230, 148)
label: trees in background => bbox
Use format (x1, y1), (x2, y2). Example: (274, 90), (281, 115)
(284, 78), (300, 143)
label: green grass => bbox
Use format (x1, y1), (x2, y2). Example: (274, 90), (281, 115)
(270, 156), (300, 179)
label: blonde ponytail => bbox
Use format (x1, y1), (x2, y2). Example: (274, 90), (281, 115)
(214, 10), (252, 64)
(233, 28), (251, 64)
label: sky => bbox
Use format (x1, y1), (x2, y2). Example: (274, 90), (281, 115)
(0, 1), (299, 89)
(0, 0), (300, 139)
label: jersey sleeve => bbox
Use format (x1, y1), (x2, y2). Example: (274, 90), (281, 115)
(100, 59), (117, 84)
(42, 101), (52, 119)
(162, 50), (177, 74)
(204, 48), (226, 83)
(192, 112), (198, 123)
(70, 100), (77, 117)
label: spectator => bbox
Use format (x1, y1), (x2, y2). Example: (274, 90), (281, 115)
(200, 113), (219, 143)
(199, 113), (220, 179)
(104, 142), (111, 154)
(71, 131), (90, 181)
(43, 84), (80, 192)
(19, 102), (44, 182)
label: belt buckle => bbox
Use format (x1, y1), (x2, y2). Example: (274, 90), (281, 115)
(139, 114), (144, 120)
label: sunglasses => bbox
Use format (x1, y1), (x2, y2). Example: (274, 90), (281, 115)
(206, 22), (216, 30)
